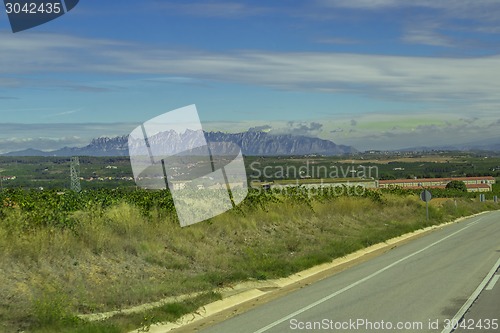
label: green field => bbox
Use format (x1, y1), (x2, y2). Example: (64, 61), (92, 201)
(1, 152), (500, 191)
(0, 156), (134, 190)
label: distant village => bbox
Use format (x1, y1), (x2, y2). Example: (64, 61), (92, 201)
(0, 160), (496, 193)
(251, 176), (495, 193)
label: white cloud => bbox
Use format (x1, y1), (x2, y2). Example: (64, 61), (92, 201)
(2, 32), (500, 110)
(317, 0), (401, 10)
(320, 112), (500, 150)
(0, 123), (136, 153)
(2, 30), (500, 136)
(149, 1), (269, 18)
(315, 37), (360, 44)
(41, 108), (82, 118)
(0, 77), (24, 88)
(402, 23), (453, 47)
(318, 0), (500, 48)
(318, 0), (500, 12)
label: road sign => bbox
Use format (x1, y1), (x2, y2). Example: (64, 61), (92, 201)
(420, 190), (432, 221)
(420, 190), (432, 202)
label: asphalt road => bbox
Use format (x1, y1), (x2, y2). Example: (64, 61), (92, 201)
(197, 212), (500, 333)
(453, 265), (500, 333)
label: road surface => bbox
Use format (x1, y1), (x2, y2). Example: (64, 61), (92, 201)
(194, 212), (500, 333)
(453, 265), (500, 333)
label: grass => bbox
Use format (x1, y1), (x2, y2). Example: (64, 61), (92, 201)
(28, 292), (221, 333)
(0, 190), (497, 332)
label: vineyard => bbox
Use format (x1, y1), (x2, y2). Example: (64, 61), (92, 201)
(0, 184), (496, 230)
(0, 185), (384, 230)
(0, 188), (176, 230)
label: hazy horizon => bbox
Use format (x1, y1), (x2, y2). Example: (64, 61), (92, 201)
(0, 122), (498, 155)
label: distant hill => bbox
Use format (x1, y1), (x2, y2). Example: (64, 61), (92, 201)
(399, 138), (500, 153)
(2, 131), (356, 157)
(3, 136), (130, 157)
(4, 148), (54, 157)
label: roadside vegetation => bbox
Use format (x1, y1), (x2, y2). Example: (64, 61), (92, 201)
(0, 186), (498, 332)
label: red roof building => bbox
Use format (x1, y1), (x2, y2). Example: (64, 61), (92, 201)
(379, 176), (495, 192)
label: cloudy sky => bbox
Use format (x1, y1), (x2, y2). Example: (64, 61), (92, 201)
(1, 0), (500, 152)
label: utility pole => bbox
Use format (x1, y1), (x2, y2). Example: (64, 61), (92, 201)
(0, 169), (4, 191)
(70, 156), (81, 192)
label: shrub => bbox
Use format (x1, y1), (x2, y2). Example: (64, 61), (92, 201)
(445, 180), (467, 192)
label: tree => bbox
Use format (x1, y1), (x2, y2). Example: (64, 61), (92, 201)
(446, 180), (467, 192)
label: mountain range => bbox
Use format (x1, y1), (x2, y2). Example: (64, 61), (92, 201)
(2, 131), (356, 157)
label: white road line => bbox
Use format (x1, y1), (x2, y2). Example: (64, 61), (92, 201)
(468, 219), (482, 227)
(441, 258), (500, 333)
(485, 274), (500, 291)
(253, 216), (486, 333)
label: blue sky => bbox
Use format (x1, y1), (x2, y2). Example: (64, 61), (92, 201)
(1, 0), (500, 152)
